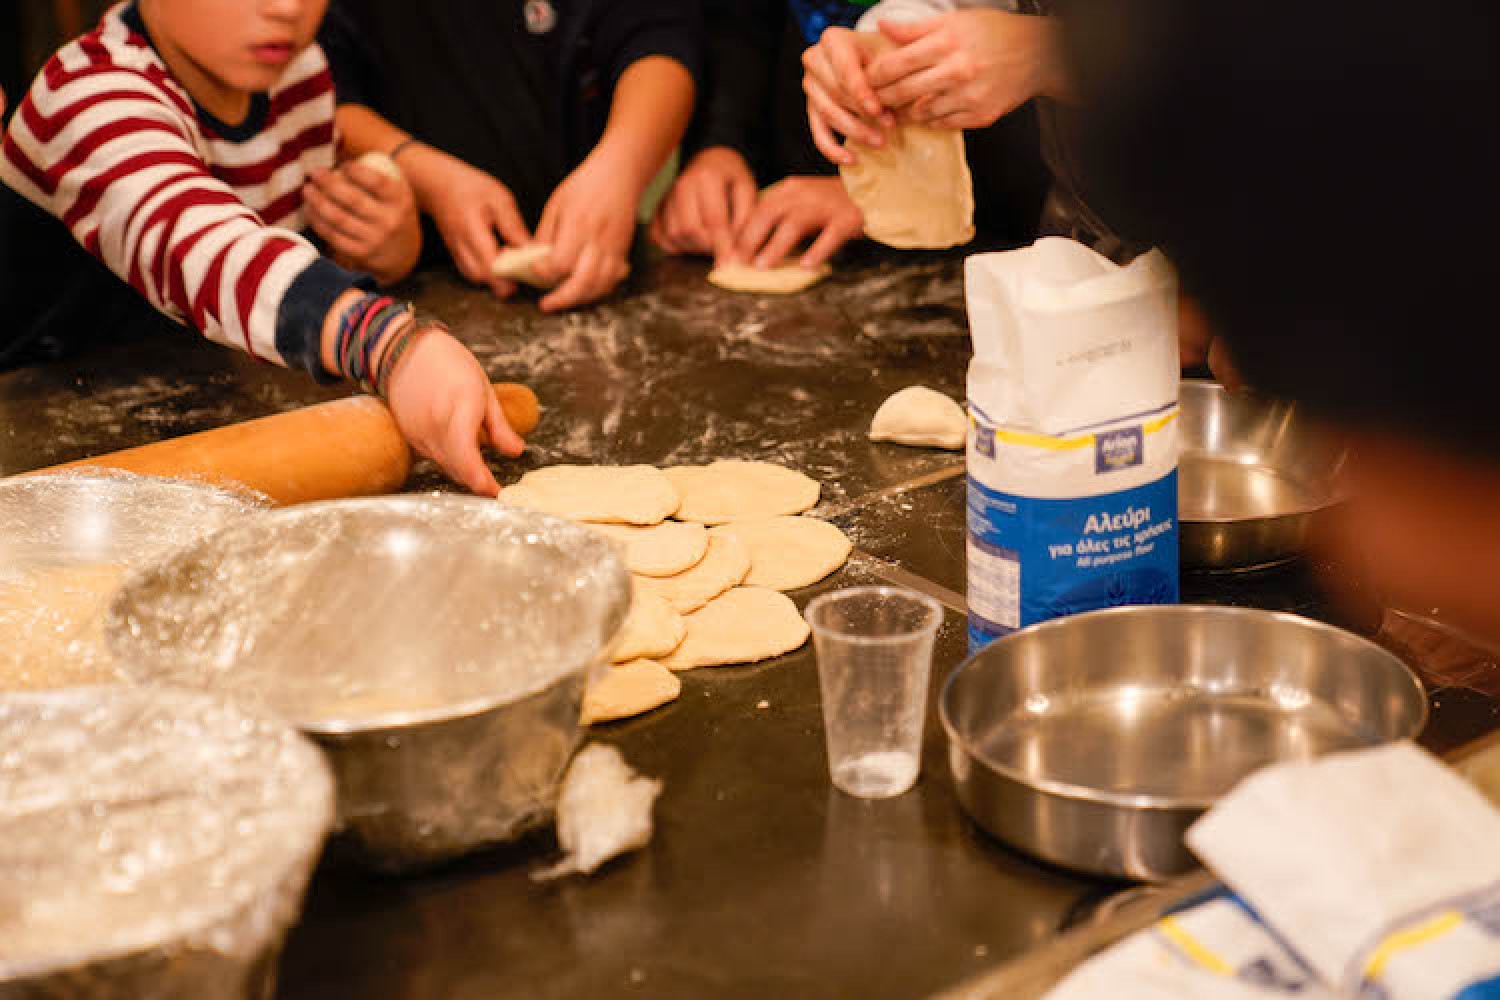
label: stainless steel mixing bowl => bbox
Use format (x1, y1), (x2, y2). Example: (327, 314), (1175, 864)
(941, 605), (1426, 881)
(106, 496), (632, 872)
(1178, 380), (1350, 570)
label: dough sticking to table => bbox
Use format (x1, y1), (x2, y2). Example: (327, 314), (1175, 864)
(664, 461), (821, 525)
(636, 533), (750, 614)
(582, 659), (682, 725)
(869, 386), (967, 450)
(710, 517), (852, 591)
(709, 262), (831, 295)
(0, 565), (125, 690)
(502, 466), (680, 525)
(840, 125), (974, 250)
(658, 587), (811, 671)
(588, 521), (708, 578)
(613, 583), (688, 662)
(355, 151), (403, 181)
(491, 244), (558, 289)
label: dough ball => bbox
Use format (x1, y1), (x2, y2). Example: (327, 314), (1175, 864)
(635, 532), (750, 614)
(664, 461), (820, 525)
(710, 517), (851, 591)
(581, 659), (682, 725)
(355, 151), (403, 181)
(613, 582), (687, 662)
(839, 125), (974, 250)
(869, 386), (967, 450)
(658, 587), (811, 671)
(491, 244), (558, 289)
(708, 262), (831, 295)
(588, 521), (708, 578)
(502, 466), (680, 525)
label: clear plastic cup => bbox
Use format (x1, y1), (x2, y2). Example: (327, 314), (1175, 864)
(805, 586), (944, 799)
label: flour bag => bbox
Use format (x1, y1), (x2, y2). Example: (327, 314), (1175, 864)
(965, 237), (1180, 649)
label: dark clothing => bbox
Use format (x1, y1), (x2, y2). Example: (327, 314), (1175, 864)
(320, 0), (702, 231)
(689, 0), (1047, 246)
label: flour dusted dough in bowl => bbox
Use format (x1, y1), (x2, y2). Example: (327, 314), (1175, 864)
(582, 659), (682, 725)
(635, 533), (751, 614)
(709, 262), (831, 295)
(869, 386), (967, 450)
(613, 582), (687, 662)
(663, 461), (820, 524)
(658, 587), (811, 671)
(502, 466), (681, 525)
(491, 244), (557, 289)
(710, 517), (852, 591)
(588, 520), (708, 578)
(840, 125), (974, 250)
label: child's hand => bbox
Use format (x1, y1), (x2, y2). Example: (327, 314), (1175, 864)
(802, 26), (894, 166)
(649, 147), (758, 264)
(384, 325), (525, 497)
(303, 160), (421, 286)
(400, 146), (532, 298)
(868, 12), (1060, 130)
(533, 150), (637, 312)
(733, 177), (864, 271)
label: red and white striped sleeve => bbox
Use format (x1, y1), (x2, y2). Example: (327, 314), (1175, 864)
(0, 41), (357, 375)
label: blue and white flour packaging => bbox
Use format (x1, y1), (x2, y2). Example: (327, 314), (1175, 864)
(964, 238), (1180, 649)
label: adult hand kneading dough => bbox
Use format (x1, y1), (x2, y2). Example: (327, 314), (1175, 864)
(869, 387), (967, 450)
(587, 521), (708, 578)
(502, 466), (680, 525)
(612, 583), (688, 663)
(710, 517), (852, 591)
(708, 262), (831, 295)
(635, 533), (751, 614)
(658, 587), (811, 671)
(491, 244), (557, 289)
(582, 660), (682, 725)
(664, 461), (821, 524)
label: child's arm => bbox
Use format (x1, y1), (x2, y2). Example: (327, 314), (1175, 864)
(535, 55), (695, 312)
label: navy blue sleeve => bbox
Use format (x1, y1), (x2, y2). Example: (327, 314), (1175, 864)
(274, 257), (377, 382)
(595, 0), (705, 94)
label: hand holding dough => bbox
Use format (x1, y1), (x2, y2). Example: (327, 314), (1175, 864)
(869, 387), (967, 450)
(635, 533), (751, 614)
(709, 263), (831, 295)
(491, 244), (558, 289)
(710, 517), (851, 591)
(664, 461), (821, 524)
(582, 659), (682, 725)
(658, 587), (811, 671)
(355, 151), (403, 181)
(613, 583), (688, 662)
(839, 126), (975, 250)
(502, 466), (681, 525)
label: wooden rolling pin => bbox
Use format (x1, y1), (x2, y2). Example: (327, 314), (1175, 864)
(32, 383), (539, 506)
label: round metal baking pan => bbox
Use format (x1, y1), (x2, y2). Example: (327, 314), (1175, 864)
(941, 605), (1426, 880)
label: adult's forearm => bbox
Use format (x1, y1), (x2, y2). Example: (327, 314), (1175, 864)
(593, 56), (696, 193)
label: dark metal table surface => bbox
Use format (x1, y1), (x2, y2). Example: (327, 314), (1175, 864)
(2, 251), (1498, 1000)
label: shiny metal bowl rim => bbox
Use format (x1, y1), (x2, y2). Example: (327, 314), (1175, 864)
(108, 493), (632, 736)
(1178, 379), (1353, 523)
(939, 603), (1429, 812)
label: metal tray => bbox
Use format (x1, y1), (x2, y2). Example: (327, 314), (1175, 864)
(941, 605), (1426, 880)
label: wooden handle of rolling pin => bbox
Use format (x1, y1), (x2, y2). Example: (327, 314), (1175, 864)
(31, 383), (540, 507)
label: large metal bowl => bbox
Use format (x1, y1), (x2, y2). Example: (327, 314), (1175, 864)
(941, 605), (1426, 881)
(1178, 380), (1350, 570)
(106, 496), (632, 872)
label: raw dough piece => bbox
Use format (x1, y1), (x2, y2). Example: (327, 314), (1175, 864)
(636, 533), (750, 614)
(502, 466), (680, 525)
(491, 244), (557, 289)
(581, 659), (682, 725)
(869, 386), (967, 450)
(709, 262), (831, 295)
(839, 125), (974, 250)
(533, 745), (661, 879)
(613, 583), (687, 662)
(710, 517), (852, 591)
(356, 151), (402, 181)
(663, 461), (821, 524)
(658, 587), (811, 671)
(588, 521), (708, 578)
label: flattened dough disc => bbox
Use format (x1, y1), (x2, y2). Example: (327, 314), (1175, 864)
(582, 659), (682, 725)
(491, 244), (557, 289)
(710, 517), (851, 591)
(613, 583), (688, 662)
(502, 466), (680, 525)
(839, 125), (974, 250)
(658, 587), (811, 671)
(664, 461), (820, 525)
(869, 386), (967, 450)
(709, 262), (831, 295)
(635, 533), (750, 614)
(588, 521), (708, 578)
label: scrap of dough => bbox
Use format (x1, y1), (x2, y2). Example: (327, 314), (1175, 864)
(710, 517), (852, 591)
(533, 745), (662, 879)
(839, 125), (974, 250)
(663, 461), (821, 525)
(709, 262), (831, 295)
(658, 587), (812, 671)
(869, 386), (967, 450)
(581, 659), (682, 725)
(613, 583), (688, 662)
(588, 521), (708, 578)
(502, 466), (680, 525)
(356, 151), (402, 181)
(635, 533), (750, 614)
(491, 244), (557, 289)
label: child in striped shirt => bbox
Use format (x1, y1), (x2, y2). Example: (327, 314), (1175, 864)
(0, 0), (522, 495)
